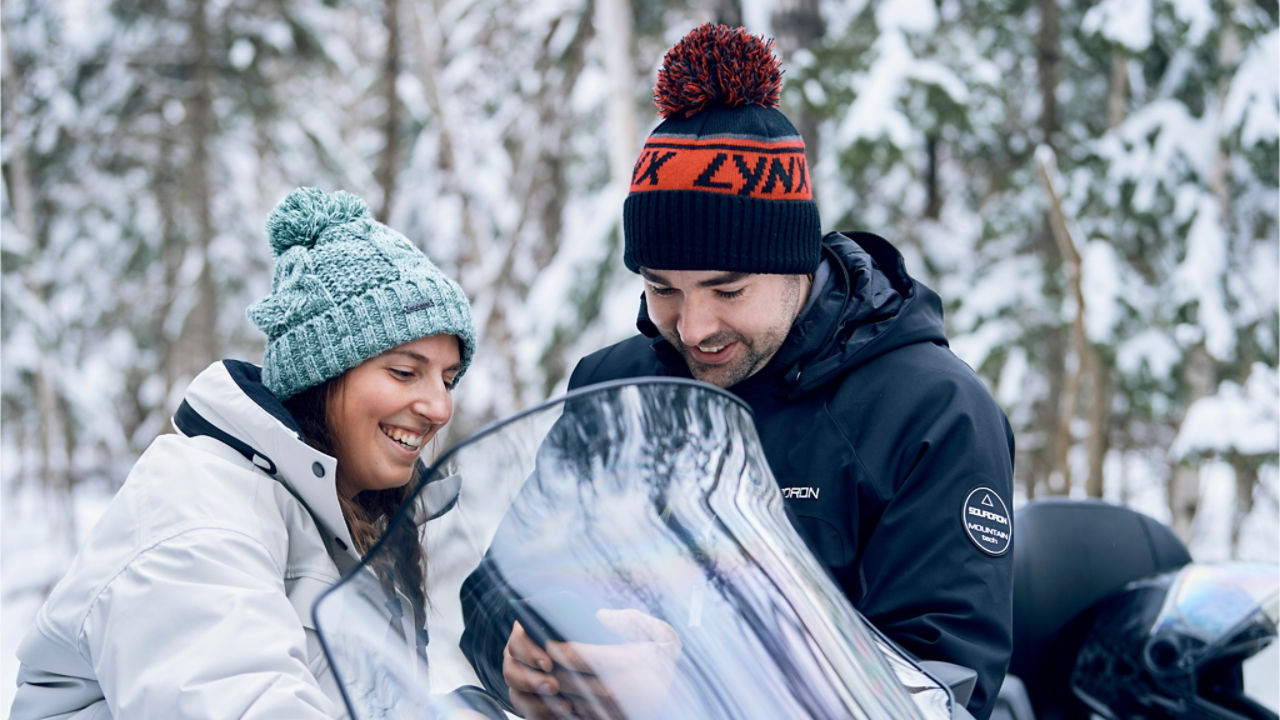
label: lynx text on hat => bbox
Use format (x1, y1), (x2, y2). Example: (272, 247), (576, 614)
(962, 486), (1011, 556)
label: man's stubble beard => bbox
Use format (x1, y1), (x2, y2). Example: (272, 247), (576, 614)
(665, 274), (808, 389)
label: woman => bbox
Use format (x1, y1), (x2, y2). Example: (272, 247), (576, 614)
(10, 187), (478, 718)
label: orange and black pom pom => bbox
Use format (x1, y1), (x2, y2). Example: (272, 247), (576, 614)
(654, 23), (783, 119)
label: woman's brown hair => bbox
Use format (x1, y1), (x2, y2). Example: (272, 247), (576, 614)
(283, 376), (428, 640)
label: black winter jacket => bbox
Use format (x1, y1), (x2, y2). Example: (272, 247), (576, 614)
(461, 231), (1015, 718)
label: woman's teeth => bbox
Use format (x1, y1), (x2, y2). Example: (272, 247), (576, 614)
(381, 425), (424, 449)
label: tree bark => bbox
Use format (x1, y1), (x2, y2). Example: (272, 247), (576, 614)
(488, 12), (595, 412)
(1107, 50), (1128, 130)
(408, 0), (479, 261)
(1029, 0), (1070, 497)
(1168, 342), (1215, 543)
(772, 0), (824, 167)
(1038, 147), (1104, 497)
(597, 0), (638, 189)
(376, 0), (402, 221)
(1228, 453), (1257, 555)
(173, 0), (219, 385)
(1210, 0), (1238, 225)
(925, 133), (942, 219)
(1084, 367), (1111, 498)
(710, 0), (743, 27)
(3, 28), (76, 547)
(1036, 0), (1061, 152)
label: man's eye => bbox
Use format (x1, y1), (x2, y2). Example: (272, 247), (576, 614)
(715, 288), (745, 299)
(648, 285), (676, 297)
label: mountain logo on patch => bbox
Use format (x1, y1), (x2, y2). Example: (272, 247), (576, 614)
(962, 486), (1011, 556)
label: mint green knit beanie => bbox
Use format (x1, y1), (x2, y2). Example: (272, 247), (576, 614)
(247, 187), (476, 401)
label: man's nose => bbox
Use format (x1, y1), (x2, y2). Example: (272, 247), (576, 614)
(678, 294), (720, 346)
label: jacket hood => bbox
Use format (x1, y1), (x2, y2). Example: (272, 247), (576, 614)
(636, 231), (949, 395)
(172, 360), (461, 567)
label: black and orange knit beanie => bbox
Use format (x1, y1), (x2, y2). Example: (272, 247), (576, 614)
(623, 23), (821, 275)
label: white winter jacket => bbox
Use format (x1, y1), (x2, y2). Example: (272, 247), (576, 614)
(11, 360), (380, 719)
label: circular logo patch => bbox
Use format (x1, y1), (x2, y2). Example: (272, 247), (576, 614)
(962, 487), (1012, 556)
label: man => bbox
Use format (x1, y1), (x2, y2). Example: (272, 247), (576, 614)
(461, 23), (1015, 719)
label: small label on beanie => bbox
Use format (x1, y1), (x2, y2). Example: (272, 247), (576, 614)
(404, 300), (435, 313)
(630, 137), (811, 201)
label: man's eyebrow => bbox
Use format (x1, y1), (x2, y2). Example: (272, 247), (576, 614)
(639, 269), (748, 287)
(696, 272), (748, 287)
(639, 268), (668, 284)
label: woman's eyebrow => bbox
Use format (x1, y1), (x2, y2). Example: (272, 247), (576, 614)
(386, 349), (462, 373)
(385, 349), (430, 364)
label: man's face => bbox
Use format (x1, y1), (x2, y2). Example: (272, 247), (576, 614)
(641, 268), (810, 388)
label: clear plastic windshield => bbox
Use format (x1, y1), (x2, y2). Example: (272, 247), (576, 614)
(314, 379), (953, 719)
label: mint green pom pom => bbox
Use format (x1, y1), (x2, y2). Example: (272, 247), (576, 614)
(265, 187), (370, 257)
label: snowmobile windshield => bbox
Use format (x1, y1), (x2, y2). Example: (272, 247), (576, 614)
(313, 378), (957, 719)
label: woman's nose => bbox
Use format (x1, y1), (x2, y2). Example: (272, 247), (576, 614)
(410, 381), (453, 425)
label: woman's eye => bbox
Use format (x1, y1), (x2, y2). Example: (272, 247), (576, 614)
(443, 376), (458, 391)
(389, 368), (415, 379)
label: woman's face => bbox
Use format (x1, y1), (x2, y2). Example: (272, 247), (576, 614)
(327, 334), (462, 497)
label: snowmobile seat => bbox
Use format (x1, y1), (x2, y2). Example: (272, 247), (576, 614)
(1007, 498), (1191, 720)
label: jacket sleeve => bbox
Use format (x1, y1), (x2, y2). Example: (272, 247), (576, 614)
(79, 527), (337, 719)
(853, 373), (1015, 720)
(458, 555), (519, 711)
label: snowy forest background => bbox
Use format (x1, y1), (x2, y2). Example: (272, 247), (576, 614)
(2, 0), (1277, 709)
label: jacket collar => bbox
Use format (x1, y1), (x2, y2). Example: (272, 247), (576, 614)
(173, 360), (361, 564)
